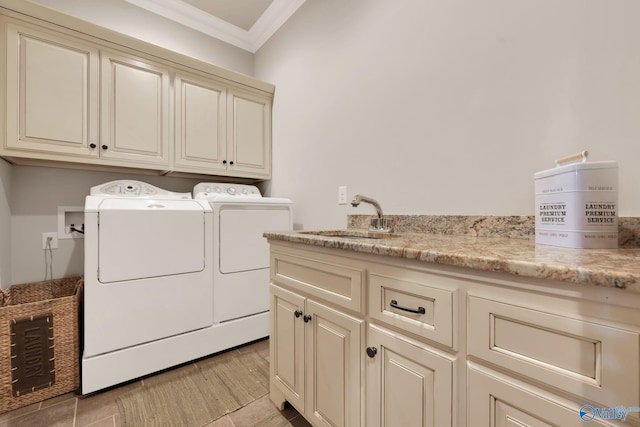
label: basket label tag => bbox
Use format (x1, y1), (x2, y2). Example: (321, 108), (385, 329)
(10, 313), (56, 396)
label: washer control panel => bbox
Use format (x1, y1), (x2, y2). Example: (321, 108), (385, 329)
(193, 183), (262, 198)
(90, 180), (191, 199)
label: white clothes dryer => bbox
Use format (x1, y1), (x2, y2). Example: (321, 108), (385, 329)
(193, 183), (292, 323)
(82, 180), (213, 393)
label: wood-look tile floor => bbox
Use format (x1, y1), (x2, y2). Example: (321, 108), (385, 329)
(0, 339), (312, 427)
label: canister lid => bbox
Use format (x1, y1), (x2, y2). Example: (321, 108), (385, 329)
(534, 160), (618, 179)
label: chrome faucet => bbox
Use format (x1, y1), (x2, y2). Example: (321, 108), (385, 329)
(351, 195), (383, 218)
(351, 195), (392, 232)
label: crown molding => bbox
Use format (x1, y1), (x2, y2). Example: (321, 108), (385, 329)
(124, 0), (305, 53)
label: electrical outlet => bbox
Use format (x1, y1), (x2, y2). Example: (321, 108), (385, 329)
(42, 232), (58, 250)
(338, 186), (348, 205)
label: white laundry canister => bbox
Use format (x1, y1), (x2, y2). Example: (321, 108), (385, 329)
(534, 151), (618, 248)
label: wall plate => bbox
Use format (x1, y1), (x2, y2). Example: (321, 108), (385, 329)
(58, 206), (84, 239)
(42, 232), (58, 249)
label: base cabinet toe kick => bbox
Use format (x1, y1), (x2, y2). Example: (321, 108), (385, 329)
(267, 241), (640, 427)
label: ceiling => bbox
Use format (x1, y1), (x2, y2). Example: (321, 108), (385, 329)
(124, 0), (305, 53)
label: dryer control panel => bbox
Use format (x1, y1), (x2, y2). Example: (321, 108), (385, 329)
(90, 180), (191, 199)
(193, 183), (262, 198)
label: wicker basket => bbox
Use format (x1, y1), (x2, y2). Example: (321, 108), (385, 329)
(0, 277), (82, 414)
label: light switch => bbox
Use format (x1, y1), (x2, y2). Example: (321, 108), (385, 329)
(338, 186), (348, 205)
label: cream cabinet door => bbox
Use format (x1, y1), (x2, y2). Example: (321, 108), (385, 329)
(305, 299), (364, 427)
(3, 20), (99, 156)
(100, 50), (170, 167)
(174, 72), (227, 173)
(226, 88), (271, 178)
(366, 324), (453, 427)
(270, 284), (306, 413)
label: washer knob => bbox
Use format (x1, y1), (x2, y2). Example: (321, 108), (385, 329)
(227, 187), (236, 195)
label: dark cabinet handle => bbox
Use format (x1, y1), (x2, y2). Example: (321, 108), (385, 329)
(366, 347), (377, 358)
(101, 145), (108, 150)
(294, 310), (303, 318)
(303, 314), (312, 323)
(89, 143), (97, 149)
(229, 161), (234, 165)
(222, 160), (227, 164)
(390, 300), (426, 314)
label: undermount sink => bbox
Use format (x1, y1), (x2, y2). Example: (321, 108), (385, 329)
(299, 230), (399, 240)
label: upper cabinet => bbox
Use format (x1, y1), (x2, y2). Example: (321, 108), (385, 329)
(3, 21), (99, 158)
(174, 71), (227, 174)
(173, 73), (272, 179)
(0, 8), (274, 179)
(226, 88), (272, 178)
(100, 50), (170, 168)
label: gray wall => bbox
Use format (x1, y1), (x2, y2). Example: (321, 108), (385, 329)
(3, 0), (640, 285)
(255, 0), (640, 230)
(0, 159), (11, 288)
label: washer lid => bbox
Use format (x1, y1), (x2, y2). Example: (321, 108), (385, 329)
(85, 193), (211, 213)
(97, 198), (206, 211)
(208, 196), (292, 204)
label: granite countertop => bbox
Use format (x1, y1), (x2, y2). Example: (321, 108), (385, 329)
(264, 215), (640, 294)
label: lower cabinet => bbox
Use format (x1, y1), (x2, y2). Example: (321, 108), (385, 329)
(365, 324), (453, 427)
(268, 242), (640, 427)
(270, 284), (364, 427)
(270, 284), (305, 411)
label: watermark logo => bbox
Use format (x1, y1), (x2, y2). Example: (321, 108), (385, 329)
(579, 404), (640, 423)
(579, 405), (596, 422)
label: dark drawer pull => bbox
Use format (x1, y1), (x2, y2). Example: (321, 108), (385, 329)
(390, 300), (425, 314)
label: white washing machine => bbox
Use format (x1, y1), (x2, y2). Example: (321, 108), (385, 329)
(193, 183), (292, 323)
(82, 180), (213, 393)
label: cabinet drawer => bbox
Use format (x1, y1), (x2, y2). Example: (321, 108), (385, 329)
(468, 365), (617, 427)
(369, 272), (456, 348)
(468, 295), (639, 412)
(271, 250), (365, 313)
